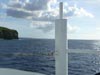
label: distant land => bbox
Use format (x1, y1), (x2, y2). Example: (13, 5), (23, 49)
(0, 27), (18, 40)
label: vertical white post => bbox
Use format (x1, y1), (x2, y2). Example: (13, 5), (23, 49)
(55, 2), (68, 75)
(59, 2), (63, 19)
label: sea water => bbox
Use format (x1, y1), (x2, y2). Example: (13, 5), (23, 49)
(0, 38), (100, 75)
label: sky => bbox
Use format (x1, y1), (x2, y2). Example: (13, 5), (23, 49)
(0, 0), (100, 39)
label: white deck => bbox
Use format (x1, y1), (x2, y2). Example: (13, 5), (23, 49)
(0, 68), (45, 75)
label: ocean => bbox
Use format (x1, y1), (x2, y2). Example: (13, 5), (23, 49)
(0, 38), (100, 75)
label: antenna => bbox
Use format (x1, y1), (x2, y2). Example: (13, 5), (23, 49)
(59, 2), (63, 19)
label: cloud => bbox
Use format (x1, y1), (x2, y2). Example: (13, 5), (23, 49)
(30, 21), (54, 32)
(65, 4), (94, 18)
(2, 0), (94, 21)
(0, 3), (7, 18)
(36, 24), (54, 32)
(0, 0), (94, 33)
(6, 8), (33, 18)
(0, 3), (7, 9)
(24, 0), (48, 11)
(8, 2), (22, 8)
(5, 0), (50, 19)
(68, 24), (80, 33)
(75, 7), (94, 18)
(8, 0), (48, 11)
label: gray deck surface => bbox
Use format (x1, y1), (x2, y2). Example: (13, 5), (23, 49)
(0, 68), (45, 75)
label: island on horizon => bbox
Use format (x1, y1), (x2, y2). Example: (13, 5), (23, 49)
(0, 27), (18, 40)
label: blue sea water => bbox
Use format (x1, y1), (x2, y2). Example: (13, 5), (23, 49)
(0, 38), (100, 75)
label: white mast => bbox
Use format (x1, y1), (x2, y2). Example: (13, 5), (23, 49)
(55, 2), (68, 75)
(59, 2), (63, 19)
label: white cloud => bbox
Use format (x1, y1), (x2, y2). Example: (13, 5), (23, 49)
(25, 0), (30, 3)
(0, 3), (7, 9)
(5, 0), (49, 19)
(9, 0), (20, 3)
(75, 8), (94, 18)
(0, 0), (94, 33)
(38, 2), (94, 20)
(68, 24), (80, 33)
(1, 0), (94, 21)
(30, 21), (54, 32)
(65, 4), (94, 18)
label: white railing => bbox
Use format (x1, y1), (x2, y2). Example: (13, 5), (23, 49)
(68, 49), (100, 54)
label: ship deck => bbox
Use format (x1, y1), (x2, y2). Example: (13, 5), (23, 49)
(0, 68), (45, 75)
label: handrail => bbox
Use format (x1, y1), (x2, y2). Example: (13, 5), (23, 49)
(68, 49), (100, 54)
(0, 49), (100, 57)
(0, 52), (54, 57)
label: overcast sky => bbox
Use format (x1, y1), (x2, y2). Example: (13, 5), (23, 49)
(0, 0), (100, 39)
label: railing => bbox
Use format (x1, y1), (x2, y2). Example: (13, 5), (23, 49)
(0, 49), (100, 57)
(68, 49), (100, 54)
